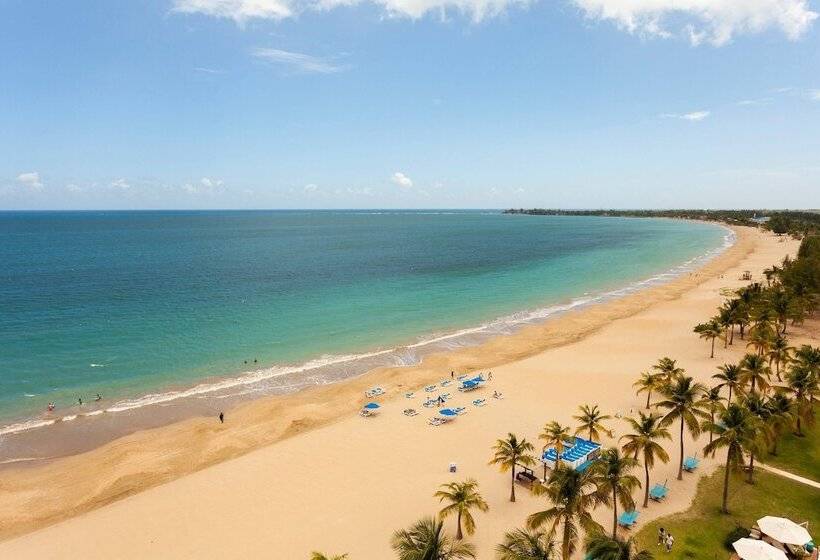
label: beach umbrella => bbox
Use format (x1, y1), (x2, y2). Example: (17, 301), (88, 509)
(438, 408), (458, 417)
(363, 402), (380, 410)
(757, 516), (812, 545)
(732, 538), (788, 560)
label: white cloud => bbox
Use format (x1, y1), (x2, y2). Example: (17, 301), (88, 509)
(571, 0), (818, 46)
(303, 183), (319, 193)
(391, 171), (413, 188)
(251, 48), (347, 74)
(65, 183), (84, 193)
(808, 89), (820, 101)
(194, 67), (224, 74)
(181, 177), (225, 194)
(17, 172), (43, 191)
(175, 0), (531, 23)
(110, 178), (131, 190)
(172, 0), (292, 23)
(662, 110), (710, 121)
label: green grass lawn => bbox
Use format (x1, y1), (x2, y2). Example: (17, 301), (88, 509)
(761, 420), (820, 482)
(633, 468), (820, 560)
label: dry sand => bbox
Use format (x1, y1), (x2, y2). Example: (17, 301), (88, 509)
(0, 225), (814, 559)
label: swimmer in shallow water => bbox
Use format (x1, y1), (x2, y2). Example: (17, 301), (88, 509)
(95, 393), (102, 401)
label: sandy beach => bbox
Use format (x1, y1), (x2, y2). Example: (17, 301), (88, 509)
(0, 225), (814, 559)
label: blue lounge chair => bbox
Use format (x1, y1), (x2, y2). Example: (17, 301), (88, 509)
(683, 456), (700, 472)
(649, 482), (668, 501)
(618, 510), (639, 528)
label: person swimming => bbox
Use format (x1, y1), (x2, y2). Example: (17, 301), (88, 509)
(47, 402), (55, 412)
(95, 393), (102, 401)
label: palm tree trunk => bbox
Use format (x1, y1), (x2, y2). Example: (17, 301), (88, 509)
(562, 526), (571, 560)
(510, 465), (516, 502)
(796, 414), (803, 437)
(710, 338), (715, 358)
(728, 385), (733, 403)
(724, 327), (729, 348)
(747, 453), (755, 484)
(730, 324), (734, 345)
(721, 456), (731, 514)
(646, 391), (651, 409)
(643, 461), (650, 508)
(678, 416), (685, 480)
(771, 431), (779, 455)
(775, 361), (781, 382)
(456, 510), (463, 540)
(612, 487), (618, 538)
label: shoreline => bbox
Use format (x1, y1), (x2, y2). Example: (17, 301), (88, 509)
(0, 219), (733, 464)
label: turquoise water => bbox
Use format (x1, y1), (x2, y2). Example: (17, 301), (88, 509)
(0, 211), (729, 430)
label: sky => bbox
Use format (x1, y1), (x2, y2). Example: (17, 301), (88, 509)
(1, 0), (819, 210)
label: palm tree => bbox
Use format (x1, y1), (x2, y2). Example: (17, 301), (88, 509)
(742, 394), (772, 484)
(700, 386), (723, 453)
(740, 353), (771, 394)
(703, 403), (760, 513)
(657, 376), (707, 480)
(767, 334), (794, 382)
(713, 363), (743, 403)
(768, 289), (791, 334)
(717, 306), (734, 348)
(785, 364), (818, 436)
(793, 344), (820, 376)
(633, 372), (661, 409)
(495, 529), (555, 560)
(392, 517), (475, 560)
(434, 479), (489, 540)
(310, 554), (348, 560)
(694, 319), (722, 358)
(584, 533), (654, 560)
(527, 466), (604, 560)
(539, 422), (571, 478)
(765, 392), (794, 455)
(489, 433), (536, 502)
(747, 328), (773, 359)
(721, 297), (743, 345)
(652, 357), (684, 386)
(590, 449), (641, 538)
(573, 404), (612, 442)
(620, 412), (670, 508)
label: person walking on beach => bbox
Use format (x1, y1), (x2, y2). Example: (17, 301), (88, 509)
(450, 371), (454, 379)
(658, 527), (665, 546)
(218, 412), (224, 423)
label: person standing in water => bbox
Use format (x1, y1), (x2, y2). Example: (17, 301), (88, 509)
(219, 412), (224, 423)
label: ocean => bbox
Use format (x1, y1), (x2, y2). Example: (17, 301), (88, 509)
(0, 210), (731, 441)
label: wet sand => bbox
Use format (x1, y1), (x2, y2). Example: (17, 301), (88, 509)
(0, 226), (813, 559)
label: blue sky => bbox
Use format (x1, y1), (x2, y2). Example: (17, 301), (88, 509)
(2, 0), (819, 209)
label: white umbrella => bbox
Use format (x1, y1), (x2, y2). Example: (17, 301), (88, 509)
(757, 516), (812, 545)
(732, 538), (788, 560)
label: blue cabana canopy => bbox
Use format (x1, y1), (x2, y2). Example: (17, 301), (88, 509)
(439, 408), (458, 417)
(364, 402), (380, 410)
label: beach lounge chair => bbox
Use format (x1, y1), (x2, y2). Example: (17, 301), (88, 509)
(618, 510), (639, 528)
(404, 392), (414, 399)
(359, 409), (373, 417)
(440, 393), (451, 401)
(424, 385), (437, 392)
(428, 417), (445, 426)
(403, 408), (418, 417)
(422, 398), (437, 408)
(683, 456), (699, 472)
(492, 391), (504, 399)
(440, 380), (452, 387)
(472, 399), (486, 407)
(453, 407), (466, 415)
(365, 387), (384, 398)
(649, 482), (669, 501)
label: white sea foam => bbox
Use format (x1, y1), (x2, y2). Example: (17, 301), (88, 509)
(0, 225), (736, 438)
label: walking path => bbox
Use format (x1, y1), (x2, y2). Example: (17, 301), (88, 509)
(759, 463), (820, 490)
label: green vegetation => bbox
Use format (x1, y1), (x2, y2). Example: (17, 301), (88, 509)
(762, 411), (820, 481)
(502, 209), (820, 237)
(633, 468), (820, 560)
